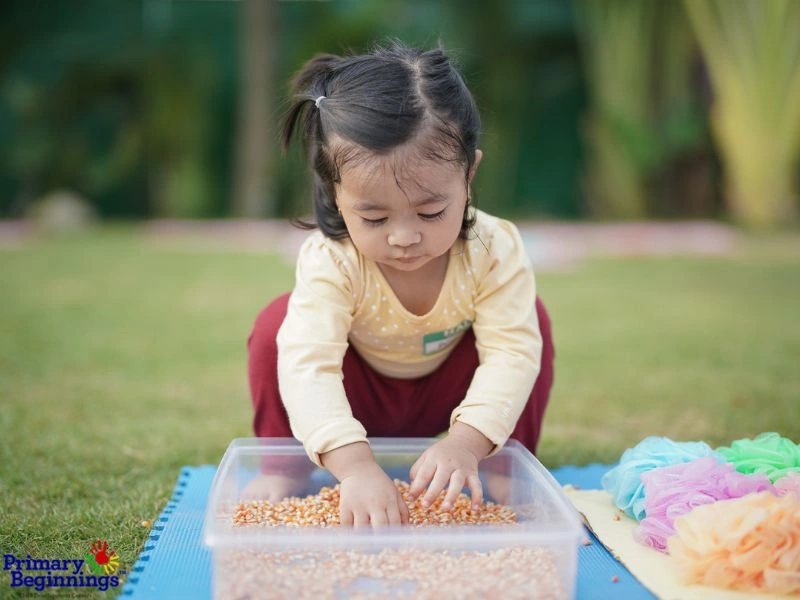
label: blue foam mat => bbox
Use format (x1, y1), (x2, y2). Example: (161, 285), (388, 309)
(120, 463), (656, 599)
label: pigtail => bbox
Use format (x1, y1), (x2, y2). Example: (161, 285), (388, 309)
(291, 53), (340, 92)
(280, 53), (341, 153)
(282, 53), (350, 238)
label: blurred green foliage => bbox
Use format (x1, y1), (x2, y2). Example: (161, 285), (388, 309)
(0, 0), (722, 221)
(1, 0), (234, 218)
(574, 0), (714, 219)
(685, 0), (800, 228)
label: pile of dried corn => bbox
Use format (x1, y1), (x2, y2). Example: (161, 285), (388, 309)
(223, 480), (566, 599)
(233, 479), (517, 527)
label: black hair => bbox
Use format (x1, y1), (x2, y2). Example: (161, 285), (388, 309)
(281, 39), (481, 240)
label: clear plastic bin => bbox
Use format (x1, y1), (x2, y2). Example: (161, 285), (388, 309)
(203, 438), (582, 599)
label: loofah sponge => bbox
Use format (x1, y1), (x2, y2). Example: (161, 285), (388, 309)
(635, 457), (773, 552)
(601, 436), (721, 521)
(717, 432), (800, 482)
(668, 491), (800, 595)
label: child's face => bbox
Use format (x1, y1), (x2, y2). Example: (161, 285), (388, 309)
(336, 149), (482, 274)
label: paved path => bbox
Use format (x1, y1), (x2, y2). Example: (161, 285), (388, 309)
(141, 219), (737, 271)
(1, 219), (737, 271)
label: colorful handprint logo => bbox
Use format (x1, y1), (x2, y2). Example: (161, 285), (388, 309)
(84, 540), (120, 575)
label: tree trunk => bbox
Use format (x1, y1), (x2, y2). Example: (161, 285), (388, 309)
(714, 106), (798, 227)
(232, 0), (276, 218)
(684, 0), (800, 228)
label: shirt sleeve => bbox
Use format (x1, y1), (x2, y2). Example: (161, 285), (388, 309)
(276, 235), (368, 466)
(449, 220), (542, 453)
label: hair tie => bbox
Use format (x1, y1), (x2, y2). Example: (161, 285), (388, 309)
(315, 95), (326, 109)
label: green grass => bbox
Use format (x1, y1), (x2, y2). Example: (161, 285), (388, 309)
(1, 226), (799, 596)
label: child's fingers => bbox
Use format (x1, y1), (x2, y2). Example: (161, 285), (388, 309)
(466, 473), (483, 510)
(409, 461), (436, 499)
(399, 494), (410, 524)
(353, 510), (369, 529)
(387, 503), (404, 527)
(395, 488), (410, 524)
(370, 509), (388, 529)
(409, 455), (424, 483)
(421, 467), (451, 508)
(441, 471), (467, 511)
(340, 507), (354, 527)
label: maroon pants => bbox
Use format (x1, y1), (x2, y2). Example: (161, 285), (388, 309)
(247, 294), (554, 457)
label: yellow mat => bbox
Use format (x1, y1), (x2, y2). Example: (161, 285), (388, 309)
(564, 489), (788, 600)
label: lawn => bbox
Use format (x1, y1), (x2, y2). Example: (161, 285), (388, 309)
(1, 226), (799, 596)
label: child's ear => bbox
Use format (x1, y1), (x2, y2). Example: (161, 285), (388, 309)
(469, 149), (483, 185)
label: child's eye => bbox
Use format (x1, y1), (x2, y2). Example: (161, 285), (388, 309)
(419, 208), (447, 221)
(361, 217), (388, 227)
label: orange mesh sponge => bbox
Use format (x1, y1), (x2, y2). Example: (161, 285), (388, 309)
(668, 491), (800, 595)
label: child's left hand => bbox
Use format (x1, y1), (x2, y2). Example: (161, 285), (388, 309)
(408, 422), (494, 512)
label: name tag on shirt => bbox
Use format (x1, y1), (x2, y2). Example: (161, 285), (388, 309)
(422, 320), (473, 355)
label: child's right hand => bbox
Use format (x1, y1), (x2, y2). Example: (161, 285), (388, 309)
(320, 441), (409, 528)
(339, 462), (409, 527)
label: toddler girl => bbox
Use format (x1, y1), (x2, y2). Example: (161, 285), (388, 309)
(247, 40), (554, 528)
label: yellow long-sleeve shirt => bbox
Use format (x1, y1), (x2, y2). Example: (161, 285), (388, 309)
(276, 209), (542, 466)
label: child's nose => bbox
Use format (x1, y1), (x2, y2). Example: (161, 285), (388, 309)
(387, 227), (421, 247)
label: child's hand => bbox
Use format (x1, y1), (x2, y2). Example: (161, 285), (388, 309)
(320, 441), (409, 528)
(339, 462), (409, 528)
(409, 422), (494, 512)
